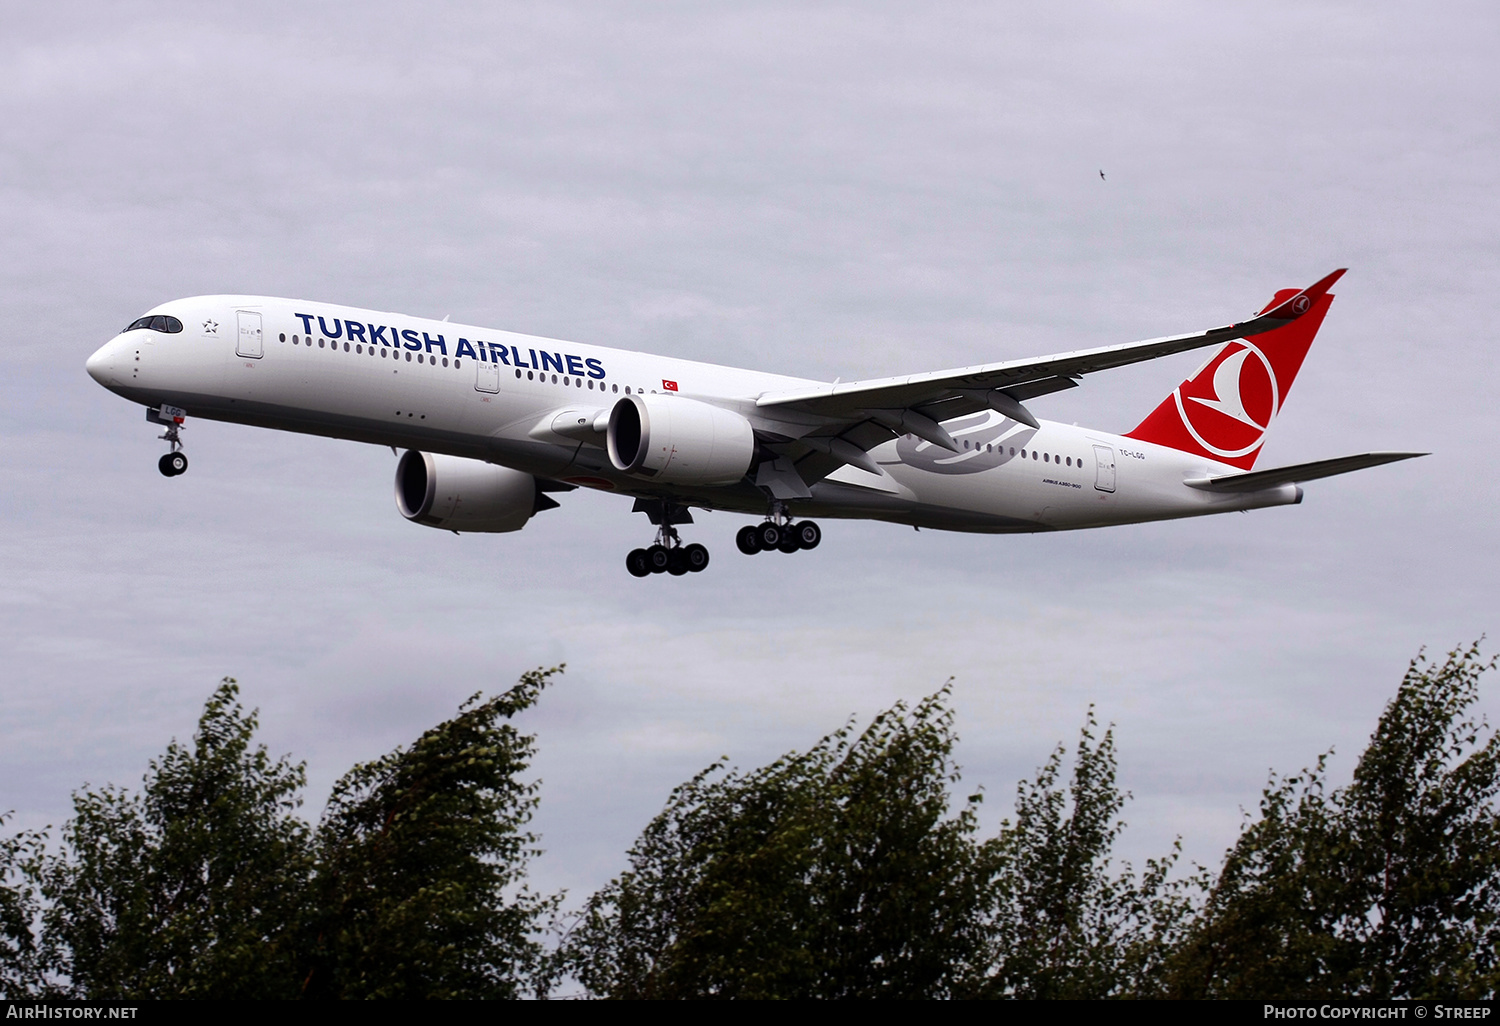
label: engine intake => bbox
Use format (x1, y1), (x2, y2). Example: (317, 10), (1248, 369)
(606, 393), (755, 486)
(395, 451), (548, 533)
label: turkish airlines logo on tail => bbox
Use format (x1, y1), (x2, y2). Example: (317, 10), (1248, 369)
(1172, 341), (1280, 459)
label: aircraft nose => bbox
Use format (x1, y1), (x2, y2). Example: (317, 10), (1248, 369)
(86, 337), (124, 387)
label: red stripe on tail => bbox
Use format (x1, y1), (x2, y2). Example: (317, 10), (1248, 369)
(1124, 290), (1335, 470)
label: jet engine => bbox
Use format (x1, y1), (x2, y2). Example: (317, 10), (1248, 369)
(606, 393), (755, 486)
(395, 450), (554, 533)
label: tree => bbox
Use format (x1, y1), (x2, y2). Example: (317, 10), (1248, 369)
(5, 669), (561, 999)
(1169, 643), (1500, 999)
(970, 709), (1204, 998)
(0, 818), (45, 998)
(299, 667), (560, 999)
(34, 679), (313, 999)
(565, 685), (997, 999)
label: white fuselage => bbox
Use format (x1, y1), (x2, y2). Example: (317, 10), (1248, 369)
(85, 296), (1301, 533)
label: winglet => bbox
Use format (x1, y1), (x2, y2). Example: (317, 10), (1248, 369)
(1259, 268), (1347, 319)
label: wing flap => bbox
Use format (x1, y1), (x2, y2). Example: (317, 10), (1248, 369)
(1183, 451), (1426, 492)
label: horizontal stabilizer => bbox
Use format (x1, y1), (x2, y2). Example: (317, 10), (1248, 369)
(1184, 451), (1426, 492)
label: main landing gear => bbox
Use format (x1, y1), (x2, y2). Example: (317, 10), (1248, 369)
(626, 501), (710, 578)
(150, 405), (189, 477)
(626, 528), (710, 578)
(736, 503), (822, 556)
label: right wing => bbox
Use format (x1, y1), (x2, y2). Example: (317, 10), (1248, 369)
(744, 270), (1348, 493)
(755, 269), (1348, 428)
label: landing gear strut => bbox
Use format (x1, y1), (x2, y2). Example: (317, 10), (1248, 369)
(736, 501), (822, 556)
(626, 500), (710, 578)
(150, 405), (188, 477)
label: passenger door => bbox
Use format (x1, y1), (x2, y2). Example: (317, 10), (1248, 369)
(475, 357), (499, 393)
(236, 310), (263, 359)
(1093, 444), (1116, 492)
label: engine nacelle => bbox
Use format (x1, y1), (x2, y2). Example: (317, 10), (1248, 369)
(606, 393), (755, 486)
(395, 450), (542, 533)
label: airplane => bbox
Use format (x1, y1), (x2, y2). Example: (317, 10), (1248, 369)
(84, 269), (1423, 578)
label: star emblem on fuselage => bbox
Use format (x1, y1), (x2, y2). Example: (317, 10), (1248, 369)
(203, 319), (218, 334)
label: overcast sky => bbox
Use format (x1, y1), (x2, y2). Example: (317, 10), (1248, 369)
(3, 1), (1497, 902)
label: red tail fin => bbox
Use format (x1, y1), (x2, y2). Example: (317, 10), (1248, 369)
(1124, 288), (1336, 469)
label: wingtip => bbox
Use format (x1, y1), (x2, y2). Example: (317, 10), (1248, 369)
(1262, 268), (1349, 319)
(1311, 267), (1348, 294)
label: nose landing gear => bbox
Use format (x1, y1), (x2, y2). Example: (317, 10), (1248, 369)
(736, 502), (822, 556)
(149, 405), (189, 477)
(626, 500), (711, 578)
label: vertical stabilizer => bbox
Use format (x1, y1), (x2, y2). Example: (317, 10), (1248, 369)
(1124, 288), (1335, 470)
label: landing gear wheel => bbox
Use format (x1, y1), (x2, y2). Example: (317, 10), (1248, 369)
(756, 522), (782, 550)
(667, 549), (690, 575)
(736, 525), (762, 555)
(777, 533), (801, 553)
(683, 543), (710, 572)
(158, 452), (188, 477)
(647, 544), (671, 574)
(626, 548), (651, 578)
(791, 521), (821, 550)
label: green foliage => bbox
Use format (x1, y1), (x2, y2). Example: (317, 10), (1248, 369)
(0, 670), (559, 999)
(35, 679), (312, 999)
(1170, 643), (1500, 999)
(0, 819), (45, 998)
(973, 709), (1206, 998)
(565, 685), (997, 998)
(300, 667), (561, 999)
(4, 647), (1497, 1000)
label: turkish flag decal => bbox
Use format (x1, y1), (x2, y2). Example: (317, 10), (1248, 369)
(662, 379), (678, 391)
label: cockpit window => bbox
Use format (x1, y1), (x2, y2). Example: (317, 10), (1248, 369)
(124, 315), (184, 333)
